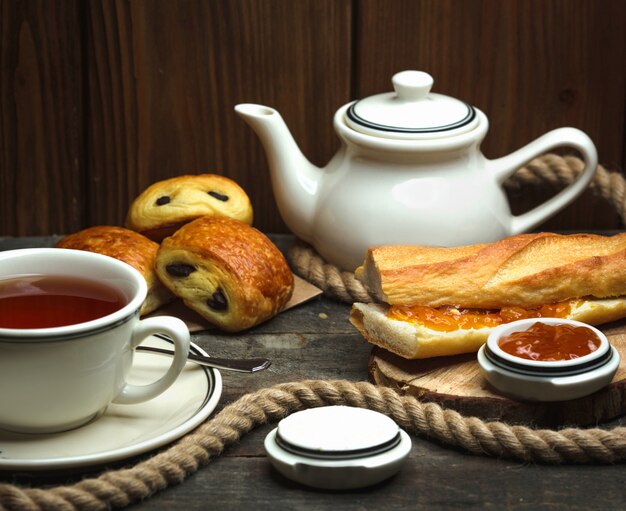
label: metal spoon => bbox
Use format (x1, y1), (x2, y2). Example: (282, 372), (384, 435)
(136, 345), (271, 373)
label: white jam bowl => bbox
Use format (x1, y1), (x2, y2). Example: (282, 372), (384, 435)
(477, 318), (619, 402)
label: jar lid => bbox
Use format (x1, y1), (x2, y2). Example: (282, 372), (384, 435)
(345, 71), (478, 139)
(264, 405), (412, 489)
(276, 405), (400, 458)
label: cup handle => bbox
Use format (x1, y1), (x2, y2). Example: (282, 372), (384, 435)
(487, 127), (598, 235)
(112, 316), (191, 405)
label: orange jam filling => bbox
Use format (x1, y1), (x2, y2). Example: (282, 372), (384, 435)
(387, 301), (577, 332)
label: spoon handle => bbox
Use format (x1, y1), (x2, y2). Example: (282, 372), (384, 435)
(136, 345), (271, 373)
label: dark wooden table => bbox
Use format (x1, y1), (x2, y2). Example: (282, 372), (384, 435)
(1, 235), (625, 510)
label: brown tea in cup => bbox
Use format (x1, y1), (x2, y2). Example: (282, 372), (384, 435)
(0, 274), (127, 329)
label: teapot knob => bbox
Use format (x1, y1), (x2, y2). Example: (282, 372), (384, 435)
(392, 70), (433, 101)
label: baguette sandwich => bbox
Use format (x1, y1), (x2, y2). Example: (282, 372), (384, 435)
(350, 232), (626, 359)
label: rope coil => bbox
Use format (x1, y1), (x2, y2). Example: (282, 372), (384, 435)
(2, 154), (626, 510)
(3, 380), (626, 511)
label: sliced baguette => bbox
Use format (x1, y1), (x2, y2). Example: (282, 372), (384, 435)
(350, 298), (626, 359)
(356, 232), (626, 309)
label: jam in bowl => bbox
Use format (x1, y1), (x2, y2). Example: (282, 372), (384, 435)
(477, 318), (620, 402)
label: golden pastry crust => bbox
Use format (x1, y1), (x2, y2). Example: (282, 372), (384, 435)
(55, 226), (173, 315)
(356, 232), (626, 309)
(154, 216), (294, 332)
(126, 174), (253, 241)
(351, 298), (626, 359)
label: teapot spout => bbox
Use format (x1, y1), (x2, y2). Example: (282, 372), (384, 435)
(235, 104), (321, 242)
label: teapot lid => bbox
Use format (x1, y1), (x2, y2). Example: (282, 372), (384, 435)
(345, 71), (478, 139)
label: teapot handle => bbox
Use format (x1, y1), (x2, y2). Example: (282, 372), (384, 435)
(488, 127), (597, 235)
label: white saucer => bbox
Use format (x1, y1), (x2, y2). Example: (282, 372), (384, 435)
(0, 336), (222, 471)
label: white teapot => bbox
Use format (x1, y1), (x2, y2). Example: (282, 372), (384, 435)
(235, 71), (597, 271)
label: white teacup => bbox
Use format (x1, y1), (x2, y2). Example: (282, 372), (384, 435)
(0, 248), (191, 434)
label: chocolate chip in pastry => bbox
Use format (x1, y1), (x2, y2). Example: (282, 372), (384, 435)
(155, 216), (294, 332)
(126, 173), (253, 241)
(55, 226), (174, 315)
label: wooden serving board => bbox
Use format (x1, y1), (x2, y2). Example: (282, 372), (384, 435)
(369, 320), (626, 427)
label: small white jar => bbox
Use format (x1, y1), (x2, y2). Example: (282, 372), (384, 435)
(477, 318), (619, 402)
(264, 405), (411, 490)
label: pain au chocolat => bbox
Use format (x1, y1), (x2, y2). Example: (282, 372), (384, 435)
(126, 173), (253, 241)
(351, 232), (626, 359)
(155, 216), (294, 332)
(55, 226), (173, 315)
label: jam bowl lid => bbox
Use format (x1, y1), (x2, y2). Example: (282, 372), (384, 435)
(485, 318), (611, 374)
(264, 406), (412, 490)
(275, 405), (400, 459)
(344, 70), (480, 140)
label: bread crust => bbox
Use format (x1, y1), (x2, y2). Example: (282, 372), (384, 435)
(356, 232), (626, 309)
(155, 216), (294, 332)
(55, 226), (173, 315)
(126, 174), (253, 241)
(351, 299), (626, 359)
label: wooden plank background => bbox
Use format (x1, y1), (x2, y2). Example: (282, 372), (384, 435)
(1, 0), (624, 237)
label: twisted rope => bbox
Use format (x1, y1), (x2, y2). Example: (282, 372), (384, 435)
(288, 154), (626, 303)
(4, 379), (626, 510)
